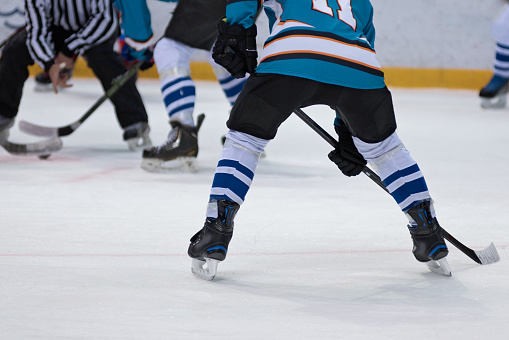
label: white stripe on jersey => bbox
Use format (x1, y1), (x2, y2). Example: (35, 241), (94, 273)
(260, 34), (381, 71)
(124, 36), (155, 51)
(270, 20), (314, 37)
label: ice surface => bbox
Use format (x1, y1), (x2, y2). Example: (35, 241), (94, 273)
(1, 78), (508, 339)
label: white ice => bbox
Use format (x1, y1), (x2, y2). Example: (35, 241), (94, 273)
(1, 78), (508, 339)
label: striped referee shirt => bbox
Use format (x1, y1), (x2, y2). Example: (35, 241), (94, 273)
(24, 0), (119, 71)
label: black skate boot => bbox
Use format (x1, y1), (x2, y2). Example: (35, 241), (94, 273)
(123, 121), (151, 151)
(34, 72), (52, 92)
(406, 200), (451, 276)
(188, 199), (240, 280)
(141, 121), (199, 172)
(479, 75), (509, 109)
(34, 68), (74, 92)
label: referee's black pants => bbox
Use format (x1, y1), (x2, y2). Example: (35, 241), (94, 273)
(0, 29), (147, 129)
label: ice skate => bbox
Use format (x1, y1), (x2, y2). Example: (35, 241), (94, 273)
(141, 114), (204, 172)
(188, 200), (240, 280)
(123, 121), (151, 151)
(479, 75), (509, 109)
(406, 200), (451, 276)
(0, 115), (15, 141)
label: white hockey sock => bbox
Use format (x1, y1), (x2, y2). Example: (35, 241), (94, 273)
(206, 131), (269, 218)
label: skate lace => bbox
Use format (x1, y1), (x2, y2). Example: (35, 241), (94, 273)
(157, 126), (180, 152)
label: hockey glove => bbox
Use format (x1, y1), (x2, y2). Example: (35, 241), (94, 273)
(212, 19), (258, 78)
(328, 122), (367, 177)
(121, 43), (154, 71)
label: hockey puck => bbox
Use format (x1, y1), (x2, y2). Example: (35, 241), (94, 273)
(38, 154), (51, 160)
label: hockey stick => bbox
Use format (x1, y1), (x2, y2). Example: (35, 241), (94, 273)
(0, 25), (26, 50)
(19, 62), (142, 137)
(0, 137), (62, 155)
(293, 107), (500, 265)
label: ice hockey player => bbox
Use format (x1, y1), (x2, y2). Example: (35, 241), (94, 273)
(136, 0), (248, 172)
(479, 3), (509, 108)
(187, 0), (451, 280)
(0, 0), (152, 151)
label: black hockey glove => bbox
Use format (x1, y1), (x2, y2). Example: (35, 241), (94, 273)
(328, 122), (367, 177)
(212, 19), (258, 78)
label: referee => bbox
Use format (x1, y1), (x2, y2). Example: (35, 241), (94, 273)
(0, 0), (150, 150)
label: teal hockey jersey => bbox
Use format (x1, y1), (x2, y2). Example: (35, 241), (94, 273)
(226, 0), (386, 89)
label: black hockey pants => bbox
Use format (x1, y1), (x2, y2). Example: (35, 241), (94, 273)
(0, 29), (147, 129)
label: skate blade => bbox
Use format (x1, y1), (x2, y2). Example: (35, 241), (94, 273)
(33, 84), (55, 92)
(426, 257), (452, 277)
(141, 156), (198, 173)
(127, 136), (152, 151)
(191, 258), (219, 281)
(480, 95), (507, 109)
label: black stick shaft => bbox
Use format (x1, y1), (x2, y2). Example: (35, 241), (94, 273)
(293, 108), (482, 264)
(57, 62), (142, 136)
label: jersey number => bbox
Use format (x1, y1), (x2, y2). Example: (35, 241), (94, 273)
(311, 0), (357, 30)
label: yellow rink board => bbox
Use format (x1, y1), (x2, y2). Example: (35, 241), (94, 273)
(27, 57), (492, 90)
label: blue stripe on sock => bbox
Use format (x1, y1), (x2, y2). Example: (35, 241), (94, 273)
(217, 159), (254, 179)
(494, 65), (509, 72)
(163, 85), (195, 105)
(390, 177), (429, 205)
(218, 76), (234, 85)
(167, 102), (195, 117)
(496, 52), (509, 62)
(212, 173), (250, 201)
(497, 42), (509, 50)
(223, 82), (245, 100)
(161, 76), (192, 93)
(383, 164), (420, 187)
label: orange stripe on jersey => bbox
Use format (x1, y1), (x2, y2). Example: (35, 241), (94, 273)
(277, 19), (308, 26)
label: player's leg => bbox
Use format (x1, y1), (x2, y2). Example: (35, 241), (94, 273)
(84, 34), (150, 150)
(336, 86), (449, 266)
(188, 74), (302, 279)
(480, 5), (509, 108)
(0, 29), (32, 140)
(141, 38), (200, 171)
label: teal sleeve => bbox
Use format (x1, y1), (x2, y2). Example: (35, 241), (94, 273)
(226, 1), (260, 28)
(114, 0), (153, 46)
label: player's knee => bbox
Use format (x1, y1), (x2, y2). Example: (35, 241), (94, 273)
(224, 130), (269, 156)
(353, 132), (404, 162)
(154, 38), (193, 72)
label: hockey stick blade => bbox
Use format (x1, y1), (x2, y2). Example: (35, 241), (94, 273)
(293, 108), (500, 266)
(18, 62), (142, 138)
(18, 120), (59, 137)
(0, 137), (62, 155)
(475, 243), (500, 265)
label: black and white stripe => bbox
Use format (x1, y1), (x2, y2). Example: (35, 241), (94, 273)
(24, 0), (118, 69)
